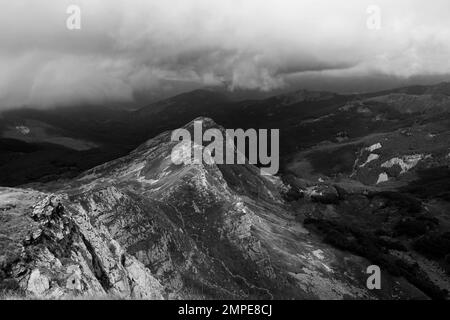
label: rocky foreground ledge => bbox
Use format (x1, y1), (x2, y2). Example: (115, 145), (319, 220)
(0, 188), (163, 299)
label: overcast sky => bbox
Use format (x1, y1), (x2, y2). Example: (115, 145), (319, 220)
(0, 0), (449, 109)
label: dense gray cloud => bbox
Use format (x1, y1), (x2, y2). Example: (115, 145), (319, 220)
(0, 0), (449, 108)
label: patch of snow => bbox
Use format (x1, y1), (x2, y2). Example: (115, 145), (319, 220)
(381, 154), (427, 174)
(366, 143), (382, 153)
(16, 125), (30, 135)
(360, 153), (380, 168)
(376, 173), (389, 184)
(357, 107), (371, 114)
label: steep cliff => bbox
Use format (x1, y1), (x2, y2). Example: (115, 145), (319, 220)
(0, 189), (163, 299)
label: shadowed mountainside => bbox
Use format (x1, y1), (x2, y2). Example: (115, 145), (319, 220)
(1, 82), (450, 187)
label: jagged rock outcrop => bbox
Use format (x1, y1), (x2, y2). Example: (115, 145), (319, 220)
(0, 189), (163, 299)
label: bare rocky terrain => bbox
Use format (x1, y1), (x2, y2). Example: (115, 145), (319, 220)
(1, 83), (450, 300)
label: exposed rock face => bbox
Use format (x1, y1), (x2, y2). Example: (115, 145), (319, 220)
(0, 189), (163, 299)
(0, 118), (437, 300)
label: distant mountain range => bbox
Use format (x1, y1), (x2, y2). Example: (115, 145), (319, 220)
(1, 82), (450, 187)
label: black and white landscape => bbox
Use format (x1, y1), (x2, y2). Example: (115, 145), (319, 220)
(1, 1), (450, 300)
